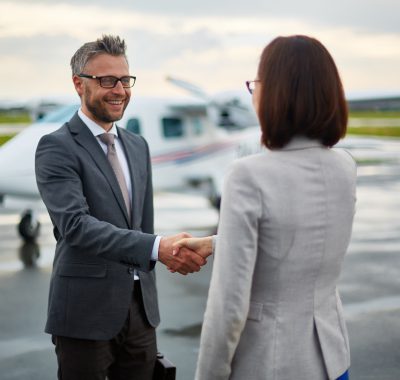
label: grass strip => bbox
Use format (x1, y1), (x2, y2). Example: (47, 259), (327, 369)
(0, 113), (31, 124)
(0, 134), (16, 145)
(349, 111), (400, 119)
(347, 126), (400, 138)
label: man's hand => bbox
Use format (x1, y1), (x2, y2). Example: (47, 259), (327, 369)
(158, 232), (207, 275)
(172, 236), (214, 259)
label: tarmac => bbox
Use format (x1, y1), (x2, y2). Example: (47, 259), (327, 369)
(0, 136), (400, 379)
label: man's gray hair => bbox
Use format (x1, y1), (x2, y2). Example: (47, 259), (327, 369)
(70, 35), (127, 75)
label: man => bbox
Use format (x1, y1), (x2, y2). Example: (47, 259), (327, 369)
(35, 35), (207, 380)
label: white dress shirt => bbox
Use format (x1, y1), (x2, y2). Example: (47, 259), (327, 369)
(78, 109), (160, 279)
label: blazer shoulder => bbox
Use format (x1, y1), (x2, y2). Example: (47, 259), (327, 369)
(225, 153), (268, 190)
(36, 122), (79, 170)
(229, 152), (274, 176)
(331, 147), (357, 173)
(37, 122), (71, 146)
(231, 152), (267, 169)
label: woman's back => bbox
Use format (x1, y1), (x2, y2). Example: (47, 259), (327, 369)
(196, 138), (356, 380)
(250, 137), (355, 299)
(240, 137), (355, 378)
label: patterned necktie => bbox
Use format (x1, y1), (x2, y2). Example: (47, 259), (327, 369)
(99, 133), (131, 218)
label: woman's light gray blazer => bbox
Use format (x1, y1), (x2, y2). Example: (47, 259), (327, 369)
(195, 137), (356, 380)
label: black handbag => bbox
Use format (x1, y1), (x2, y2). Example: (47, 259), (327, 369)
(153, 352), (176, 380)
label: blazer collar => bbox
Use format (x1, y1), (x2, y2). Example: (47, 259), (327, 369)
(281, 136), (325, 151)
(67, 112), (131, 227)
(117, 127), (142, 227)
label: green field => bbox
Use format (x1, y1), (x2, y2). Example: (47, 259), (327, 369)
(349, 111), (400, 119)
(348, 110), (400, 137)
(347, 126), (400, 138)
(0, 112), (31, 124)
(0, 134), (16, 145)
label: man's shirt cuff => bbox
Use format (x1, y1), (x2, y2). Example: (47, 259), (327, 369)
(151, 236), (162, 261)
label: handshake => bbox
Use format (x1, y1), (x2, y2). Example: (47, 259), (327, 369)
(158, 233), (214, 275)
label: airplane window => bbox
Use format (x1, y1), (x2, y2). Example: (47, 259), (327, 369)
(126, 118), (141, 135)
(162, 117), (184, 138)
(192, 117), (203, 135)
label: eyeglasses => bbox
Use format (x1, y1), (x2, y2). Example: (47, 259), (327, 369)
(245, 80), (260, 95)
(78, 74), (136, 88)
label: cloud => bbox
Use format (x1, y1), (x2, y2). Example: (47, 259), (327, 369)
(0, 34), (78, 63)
(125, 28), (222, 70)
(14, 0), (400, 34)
(0, 34), (79, 99)
(0, 0), (399, 99)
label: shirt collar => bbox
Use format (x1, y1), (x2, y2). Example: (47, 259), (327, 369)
(78, 108), (119, 138)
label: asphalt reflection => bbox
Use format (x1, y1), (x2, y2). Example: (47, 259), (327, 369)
(18, 242), (40, 268)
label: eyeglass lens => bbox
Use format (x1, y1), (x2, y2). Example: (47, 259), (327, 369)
(100, 76), (135, 88)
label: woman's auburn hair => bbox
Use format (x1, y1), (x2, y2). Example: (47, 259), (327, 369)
(257, 35), (348, 149)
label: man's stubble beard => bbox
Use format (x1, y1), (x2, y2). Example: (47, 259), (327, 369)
(84, 87), (130, 124)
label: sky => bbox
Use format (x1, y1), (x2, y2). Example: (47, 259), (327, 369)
(0, 0), (399, 102)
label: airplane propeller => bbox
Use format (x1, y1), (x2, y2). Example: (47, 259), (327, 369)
(166, 76), (257, 128)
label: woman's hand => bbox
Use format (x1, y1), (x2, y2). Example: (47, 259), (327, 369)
(172, 236), (214, 260)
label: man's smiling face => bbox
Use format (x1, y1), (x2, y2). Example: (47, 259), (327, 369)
(73, 53), (131, 130)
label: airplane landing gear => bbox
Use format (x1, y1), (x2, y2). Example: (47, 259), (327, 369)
(210, 195), (221, 210)
(18, 210), (41, 242)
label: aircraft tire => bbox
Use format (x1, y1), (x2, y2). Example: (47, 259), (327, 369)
(18, 210), (41, 242)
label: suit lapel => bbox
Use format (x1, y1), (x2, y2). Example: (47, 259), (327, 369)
(67, 113), (131, 227)
(118, 127), (140, 227)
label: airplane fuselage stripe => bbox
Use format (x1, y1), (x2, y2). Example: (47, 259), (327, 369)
(151, 141), (236, 166)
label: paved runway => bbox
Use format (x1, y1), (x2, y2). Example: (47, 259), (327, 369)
(0, 137), (400, 379)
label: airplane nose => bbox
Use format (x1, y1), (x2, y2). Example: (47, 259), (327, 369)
(0, 138), (38, 198)
(0, 123), (59, 198)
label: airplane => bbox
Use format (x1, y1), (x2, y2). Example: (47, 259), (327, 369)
(1, 77), (399, 243)
(0, 78), (262, 242)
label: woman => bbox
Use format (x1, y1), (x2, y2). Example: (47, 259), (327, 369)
(175, 35), (355, 380)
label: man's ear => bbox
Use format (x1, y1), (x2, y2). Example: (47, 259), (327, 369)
(72, 75), (84, 96)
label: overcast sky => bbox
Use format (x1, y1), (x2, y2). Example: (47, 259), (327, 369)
(0, 0), (399, 101)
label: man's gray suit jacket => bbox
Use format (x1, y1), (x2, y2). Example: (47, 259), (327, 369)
(35, 112), (160, 340)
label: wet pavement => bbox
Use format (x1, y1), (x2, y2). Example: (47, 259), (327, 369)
(0, 136), (400, 379)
